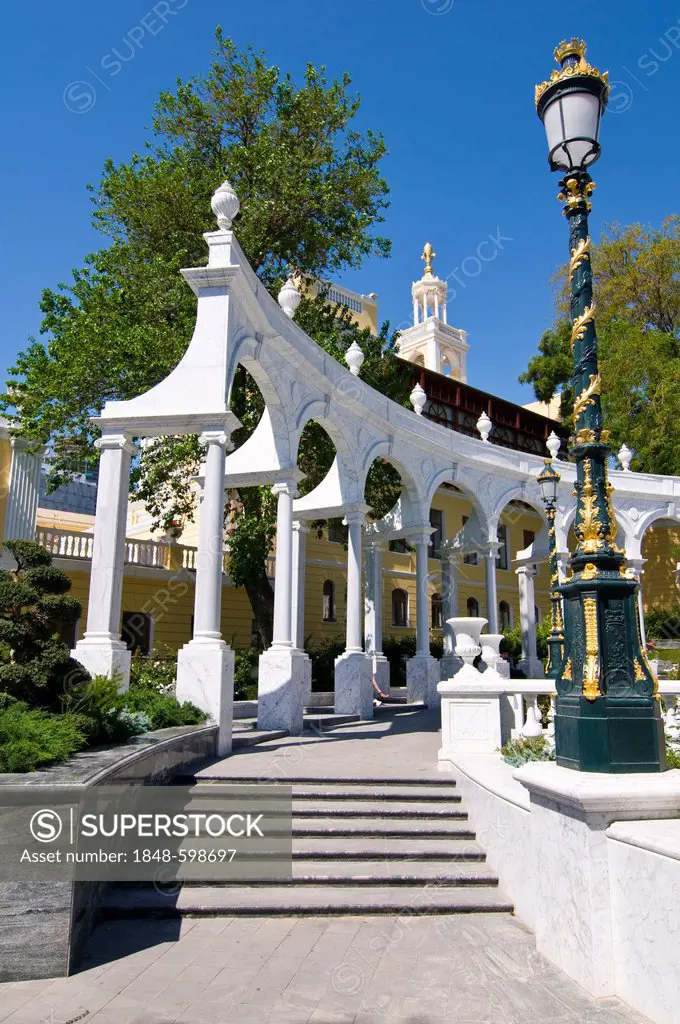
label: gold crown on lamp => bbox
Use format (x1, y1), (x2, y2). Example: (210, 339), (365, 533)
(554, 38), (587, 64)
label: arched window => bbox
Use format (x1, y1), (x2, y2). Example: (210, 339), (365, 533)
(431, 593), (443, 629)
(322, 580), (336, 622)
(392, 588), (408, 627)
(466, 597), (480, 617)
(499, 601), (511, 630)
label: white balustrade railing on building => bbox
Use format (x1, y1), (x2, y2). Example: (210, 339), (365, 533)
(35, 527), (94, 561)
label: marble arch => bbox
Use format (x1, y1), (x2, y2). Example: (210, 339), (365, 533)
(72, 180), (680, 753)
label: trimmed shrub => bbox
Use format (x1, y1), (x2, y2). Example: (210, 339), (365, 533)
(63, 675), (149, 745)
(0, 539), (88, 708)
(0, 702), (86, 773)
(115, 686), (207, 729)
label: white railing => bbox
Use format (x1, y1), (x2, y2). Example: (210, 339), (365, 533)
(500, 678), (680, 741)
(37, 527), (276, 579)
(36, 527), (94, 560)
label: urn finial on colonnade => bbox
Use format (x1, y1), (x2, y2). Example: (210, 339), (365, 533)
(546, 430), (561, 460)
(210, 179), (240, 230)
(278, 277), (302, 318)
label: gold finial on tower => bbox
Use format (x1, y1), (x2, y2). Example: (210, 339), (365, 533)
(422, 242), (435, 276)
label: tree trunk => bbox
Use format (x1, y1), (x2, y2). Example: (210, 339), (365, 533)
(243, 571), (274, 649)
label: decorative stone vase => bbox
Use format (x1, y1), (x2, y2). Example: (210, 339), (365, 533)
(449, 616), (487, 682)
(163, 525), (183, 544)
(480, 633), (504, 678)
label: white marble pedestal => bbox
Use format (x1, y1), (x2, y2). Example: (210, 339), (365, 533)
(257, 647), (310, 736)
(437, 675), (506, 762)
(439, 653), (464, 682)
(514, 762), (680, 999)
(73, 636), (132, 691)
(335, 651), (372, 719)
(406, 654), (441, 707)
(176, 640), (234, 756)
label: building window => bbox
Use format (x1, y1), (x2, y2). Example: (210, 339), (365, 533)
(328, 518), (347, 544)
(499, 601), (511, 630)
(462, 515), (478, 565)
(466, 597), (480, 617)
(122, 612), (152, 655)
(322, 580), (336, 622)
(497, 524), (509, 570)
(523, 529), (535, 551)
(430, 509), (443, 559)
(535, 605), (541, 625)
(392, 588), (408, 627)
(431, 593), (443, 629)
(389, 538), (411, 554)
(58, 618), (78, 650)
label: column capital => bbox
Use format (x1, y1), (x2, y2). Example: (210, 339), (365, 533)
(516, 563), (538, 578)
(292, 519), (311, 534)
(95, 433), (137, 456)
(365, 537), (387, 554)
(10, 437), (47, 457)
(408, 525), (436, 545)
(199, 429), (230, 449)
(484, 541), (502, 557)
(343, 504), (370, 526)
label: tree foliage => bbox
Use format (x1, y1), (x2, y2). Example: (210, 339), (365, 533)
(521, 217), (680, 473)
(0, 541), (87, 708)
(1, 33), (407, 646)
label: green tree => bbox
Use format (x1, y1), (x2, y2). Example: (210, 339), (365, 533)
(520, 217), (680, 472)
(0, 541), (87, 708)
(1, 33), (409, 646)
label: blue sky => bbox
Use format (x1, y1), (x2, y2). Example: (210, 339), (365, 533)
(3, 0), (680, 405)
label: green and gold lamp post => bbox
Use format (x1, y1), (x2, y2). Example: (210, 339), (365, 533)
(535, 40), (666, 771)
(537, 460), (564, 680)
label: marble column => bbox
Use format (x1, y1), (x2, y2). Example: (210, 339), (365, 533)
(291, 520), (309, 651)
(335, 509), (372, 718)
(516, 564), (544, 678)
(364, 539), (389, 693)
(484, 541), (501, 633)
(176, 431), (234, 756)
(4, 438), (45, 543)
(440, 544), (463, 680)
(258, 479), (311, 734)
(406, 527), (440, 707)
(74, 433), (137, 689)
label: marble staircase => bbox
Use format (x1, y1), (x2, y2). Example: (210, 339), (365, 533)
(103, 773), (513, 918)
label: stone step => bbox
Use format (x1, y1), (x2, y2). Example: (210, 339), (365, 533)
(176, 860), (497, 886)
(288, 802), (462, 817)
(290, 817), (472, 838)
(290, 836), (486, 860)
(231, 729), (288, 750)
(286, 784), (460, 801)
(103, 884), (512, 918)
(191, 773), (459, 786)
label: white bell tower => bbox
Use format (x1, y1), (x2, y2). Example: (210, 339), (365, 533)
(397, 243), (469, 381)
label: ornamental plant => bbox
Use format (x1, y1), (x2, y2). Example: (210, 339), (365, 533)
(0, 540), (87, 709)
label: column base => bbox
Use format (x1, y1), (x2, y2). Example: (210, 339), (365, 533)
(258, 647), (310, 736)
(407, 654), (441, 707)
(72, 635), (131, 691)
(437, 671), (504, 759)
(176, 640), (234, 757)
(518, 657), (544, 679)
(335, 651), (372, 720)
(366, 653), (390, 696)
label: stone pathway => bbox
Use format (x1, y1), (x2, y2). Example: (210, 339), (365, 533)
(0, 914), (648, 1023)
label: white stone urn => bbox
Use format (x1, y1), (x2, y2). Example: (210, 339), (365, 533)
(410, 382), (427, 416)
(546, 430), (561, 460)
(449, 616), (487, 682)
(480, 633), (504, 678)
(618, 443), (633, 472)
(278, 277), (301, 318)
(476, 411), (492, 443)
(210, 179), (240, 230)
(345, 341), (365, 376)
